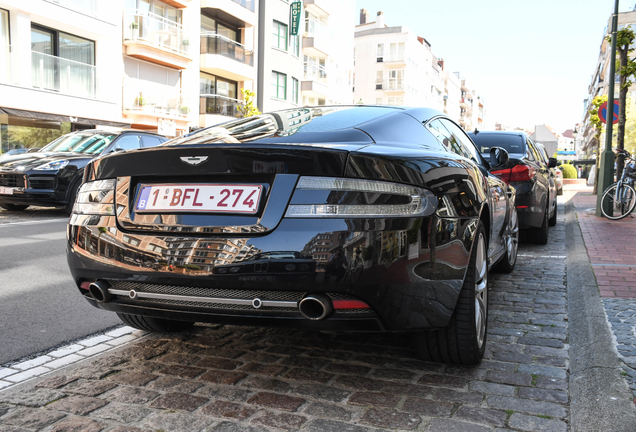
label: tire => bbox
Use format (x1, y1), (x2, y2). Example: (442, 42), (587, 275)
(528, 203), (549, 245)
(601, 183), (636, 220)
(65, 181), (81, 215)
(116, 313), (195, 333)
(548, 200), (557, 227)
(414, 222), (488, 365)
(494, 205), (519, 273)
(0, 203), (29, 211)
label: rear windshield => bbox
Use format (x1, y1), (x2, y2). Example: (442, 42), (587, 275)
(468, 133), (526, 155)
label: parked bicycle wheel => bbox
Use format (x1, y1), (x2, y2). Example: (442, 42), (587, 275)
(601, 182), (636, 220)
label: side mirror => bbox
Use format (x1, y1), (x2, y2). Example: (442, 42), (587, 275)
(548, 157), (558, 168)
(489, 146), (509, 168)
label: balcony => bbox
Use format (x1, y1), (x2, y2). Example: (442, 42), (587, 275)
(304, 0), (329, 17)
(303, 62), (328, 85)
(384, 55), (407, 68)
(301, 80), (328, 99)
(375, 79), (405, 93)
(31, 51), (99, 99)
(200, 33), (254, 82)
(123, 10), (192, 70)
(123, 78), (191, 119)
(303, 19), (329, 58)
(200, 94), (243, 117)
(201, 0), (256, 27)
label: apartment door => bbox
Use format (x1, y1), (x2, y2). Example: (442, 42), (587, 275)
(388, 70), (403, 90)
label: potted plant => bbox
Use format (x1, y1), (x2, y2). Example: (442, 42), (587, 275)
(134, 96), (145, 109)
(179, 106), (190, 115)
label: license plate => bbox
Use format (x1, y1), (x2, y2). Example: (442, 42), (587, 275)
(135, 184), (262, 214)
(0, 187), (14, 195)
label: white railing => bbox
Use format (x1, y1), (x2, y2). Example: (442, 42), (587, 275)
(123, 10), (190, 57)
(305, 18), (330, 40)
(31, 51), (98, 99)
(303, 61), (327, 84)
(46, 0), (111, 20)
(375, 79), (405, 91)
(123, 78), (191, 118)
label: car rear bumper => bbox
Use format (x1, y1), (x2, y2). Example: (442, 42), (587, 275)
(66, 216), (476, 332)
(511, 182), (544, 228)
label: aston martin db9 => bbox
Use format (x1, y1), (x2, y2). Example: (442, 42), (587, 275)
(66, 106), (518, 364)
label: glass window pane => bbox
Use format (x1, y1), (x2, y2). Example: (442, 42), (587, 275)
(59, 32), (95, 65)
(31, 27), (53, 55)
(201, 15), (216, 32)
(114, 135), (141, 151)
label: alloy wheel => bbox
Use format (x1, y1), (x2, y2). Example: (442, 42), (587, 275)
(474, 233), (488, 348)
(506, 207), (519, 264)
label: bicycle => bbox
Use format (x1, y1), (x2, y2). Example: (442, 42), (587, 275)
(600, 149), (636, 220)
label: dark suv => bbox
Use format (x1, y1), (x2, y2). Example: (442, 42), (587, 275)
(0, 130), (168, 213)
(468, 131), (557, 244)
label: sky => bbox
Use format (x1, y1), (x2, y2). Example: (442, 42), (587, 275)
(354, 0), (634, 133)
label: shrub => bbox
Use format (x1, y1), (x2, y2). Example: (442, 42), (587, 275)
(560, 164), (577, 179)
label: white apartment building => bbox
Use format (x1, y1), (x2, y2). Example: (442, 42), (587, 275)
(0, 0), (127, 153)
(353, 9), (485, 130)
(122, 0), (200, 137)
(443, 70), (461, 120)
(256, 0), (354, 113)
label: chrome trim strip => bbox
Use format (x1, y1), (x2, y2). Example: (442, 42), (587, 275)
(108, 289), (299, 308)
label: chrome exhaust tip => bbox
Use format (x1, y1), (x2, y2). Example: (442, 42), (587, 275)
(89, 280), (113, 303)
(298, 294), (334, 321)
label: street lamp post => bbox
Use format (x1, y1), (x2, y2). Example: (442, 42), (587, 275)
(597, 0), (619, 216)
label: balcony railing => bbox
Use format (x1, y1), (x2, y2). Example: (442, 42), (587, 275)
(303, 61), (327, 84)
(200, 94), (243, 117)
(200, 33), (254, 66)
(375, 79), (404, 91)
(31, 51), (98, 98)
(124, 79), (190, 118)
(46, 0), (110, 19)
(305, 18), (330, 40)
(231, 0), (255, 12)
(123, 10), (190, 57)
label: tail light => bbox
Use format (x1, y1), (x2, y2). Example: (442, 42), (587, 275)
(285, 177), (437, 218)
(73, 179), (116, 215)
(491, 165), (535, 183)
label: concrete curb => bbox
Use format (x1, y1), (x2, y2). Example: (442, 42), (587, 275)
(565, 192), (636, 431)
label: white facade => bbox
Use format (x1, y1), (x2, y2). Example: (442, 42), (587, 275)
(354, 16), (433, 108)
(443, 70), (461, 120)
(0, 0), (124, 134)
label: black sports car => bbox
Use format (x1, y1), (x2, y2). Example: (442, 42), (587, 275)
(66, 106), (518, 364)
(0, 130), (168, 213)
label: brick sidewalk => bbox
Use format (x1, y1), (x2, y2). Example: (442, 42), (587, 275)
(571, 186), (636, 298)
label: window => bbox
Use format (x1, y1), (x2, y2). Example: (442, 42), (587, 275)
(31, 25), (96, 95)
(127, 0), (182, 25)
(388, 70), (403, 90)
(389, 42), (405, 62)
(292, 77), (299, 104)
(1, 9), (8, 83)
(273, 21), (288, 51)
(376, 43), (384, 62)
(291, 34), (300, 57)
(440, 119), (482, 164)
(376, 70), (383, 89)
(272, 71), (286, 99)
(141, 135), (164, 147)
(114, 135), (141, 151)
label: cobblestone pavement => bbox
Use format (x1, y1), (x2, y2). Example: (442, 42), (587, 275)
(571, 186), (636, 401)
(0, 206), (571, 431)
